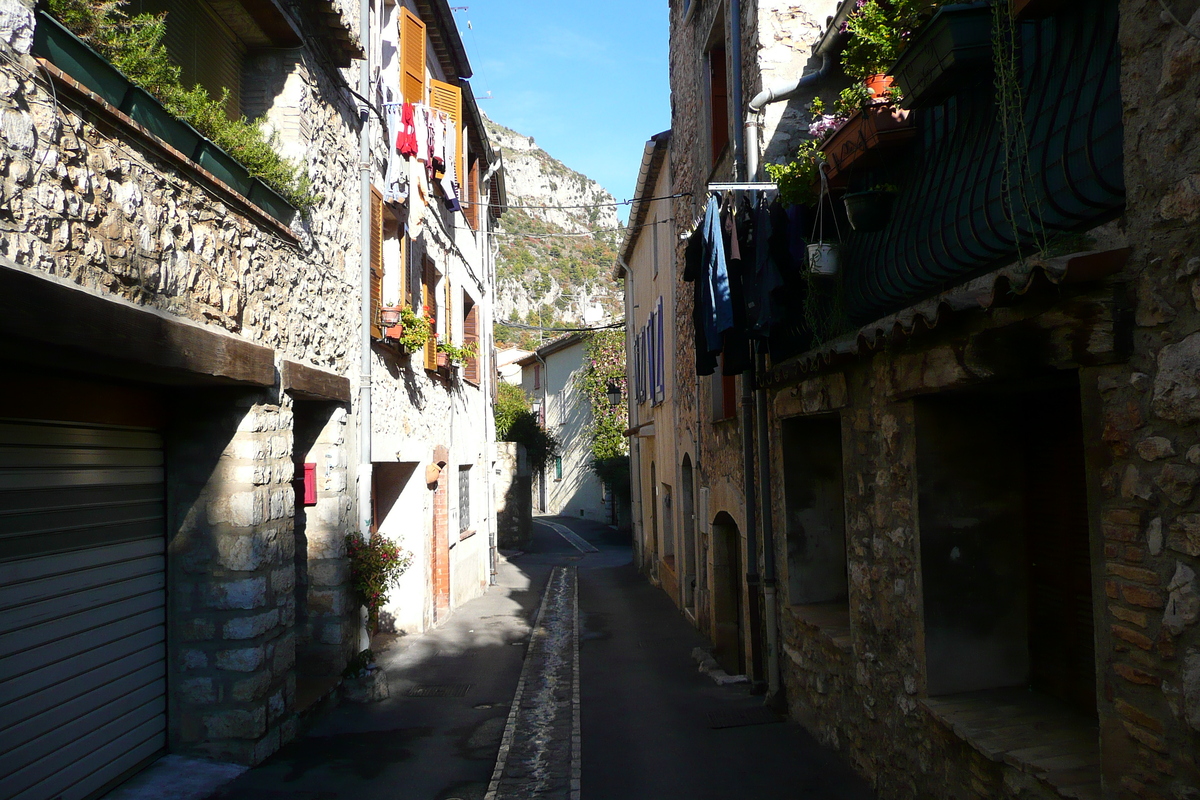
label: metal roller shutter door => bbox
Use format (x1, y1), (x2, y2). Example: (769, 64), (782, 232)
(0, 418), (167, 800)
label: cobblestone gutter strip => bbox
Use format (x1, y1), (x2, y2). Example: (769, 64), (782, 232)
(486, 566), (580, 800)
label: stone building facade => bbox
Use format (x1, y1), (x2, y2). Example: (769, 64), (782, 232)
(648, 0), (1200, 798)
(0, 0), (503, 793)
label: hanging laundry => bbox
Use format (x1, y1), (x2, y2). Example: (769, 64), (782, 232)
(720, 196), (750, 376)
(682, 227), (718, 376)
(746, 195), (784, 336)
(701, 194), (734, 355)
(397, 102), (418, 157)
(407, 157), (428, 237)
(440, 117), (462, 212)
(383, 104), (410, 204)
(414, 104), (431, 165)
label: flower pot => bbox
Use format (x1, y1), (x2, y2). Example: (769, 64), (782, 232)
(436, 352), (449, 369)
(120, 86), (203, 159)
(844, 190), (897, 233)
(33, 11), (132, 108)
(248, 180), (297, 224)
(1011, 0), (1067, 19)
(807, 242), (840, 276)
(891, 3), (993, 110)
(820, 106), (916, 187)
(863, 73), (897, 103)
(196, 140), (253, 196)
(383, 325), (404, 340)
(380, 306), (403, 328)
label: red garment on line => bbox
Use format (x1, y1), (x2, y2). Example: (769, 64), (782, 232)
(397, 102), (418, 157)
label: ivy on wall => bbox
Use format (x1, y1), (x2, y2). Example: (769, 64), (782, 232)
(579, 329), (628, 462)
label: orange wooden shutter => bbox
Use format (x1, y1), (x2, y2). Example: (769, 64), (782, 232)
(370, 186), (384, 339)
(444, 275), (453, 345)
(464, 301), (479, 384)
(466, 159), (480, 229)
(423, 258), (437, 370)
(429, 79), (463, 189)
(400, 7), (426, 104)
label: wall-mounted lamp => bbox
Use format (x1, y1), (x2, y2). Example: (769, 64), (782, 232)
(605, 382), (622, 407)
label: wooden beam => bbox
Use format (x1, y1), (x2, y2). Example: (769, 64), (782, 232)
(281, 360), (352, 403)
(0, 264), (275, 387)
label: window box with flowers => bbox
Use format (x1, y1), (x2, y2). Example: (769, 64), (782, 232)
(890, 2), (993, 110)
(820, 104), (916, 187)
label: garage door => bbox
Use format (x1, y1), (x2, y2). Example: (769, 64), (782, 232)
(0, 411), (167, 800)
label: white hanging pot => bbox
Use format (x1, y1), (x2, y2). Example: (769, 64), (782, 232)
(807, 242), (840, 276)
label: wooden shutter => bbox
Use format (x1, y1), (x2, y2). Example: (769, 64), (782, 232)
(444, 275), (453, 345)
(400, 7), (426, 104)
(133, 0), (243, 120)
(429, 79), (464, 188)
(466, 158), (480, 229)
(370, 186), (384, 339)
(423, 258), (437, 370)
(464, 299), (479, 384)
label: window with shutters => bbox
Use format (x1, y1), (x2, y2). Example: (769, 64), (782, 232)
(704, 14), (729, 169)
(462, 293), (480, 385)
(654, 297), (665, 405)
(534, 364), (541, 390)
(712, 360), (737, 422)
(399, 6), (427, 104)
(647, 313), (657, 408)
(429, 79), (464, 197)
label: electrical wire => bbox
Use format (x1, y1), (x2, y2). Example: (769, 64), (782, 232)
(1158, 0), (1200, 40)
(496, 320), (624, 332)
(461, 192), (691, 211)
(491, 218), (676, 239)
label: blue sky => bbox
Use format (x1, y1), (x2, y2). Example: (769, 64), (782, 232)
(452, 1), (670, 216)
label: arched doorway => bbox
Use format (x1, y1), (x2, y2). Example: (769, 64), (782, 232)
(681, 455), (696, 614)
(711, 512), (743, 675)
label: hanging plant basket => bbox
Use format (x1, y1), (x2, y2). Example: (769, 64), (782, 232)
(844, 190), (898, 233)
(807, 242), (840, 276)
(820, 106), (916, 188)
(891, 2), (993, 110)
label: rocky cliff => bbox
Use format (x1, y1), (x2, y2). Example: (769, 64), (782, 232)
(486, 117), (624, 346)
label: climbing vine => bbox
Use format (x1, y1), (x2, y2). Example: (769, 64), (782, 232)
(579, 330), (628, 462)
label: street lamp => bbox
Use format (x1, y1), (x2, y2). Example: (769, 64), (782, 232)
(605, 382), (622, 407)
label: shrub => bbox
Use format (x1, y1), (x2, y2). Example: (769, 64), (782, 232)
(344, 533), (413, 634)
(48, 0), (318, 210)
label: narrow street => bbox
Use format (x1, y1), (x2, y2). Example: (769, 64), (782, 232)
(200, 517), (874, 800)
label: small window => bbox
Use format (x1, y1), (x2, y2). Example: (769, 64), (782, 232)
(458, 466), (471, 532)
(534, 364), (542, 390)
(554, 456), (563, 481)
(652, 216), (660, 278)
(706, 42), (729, 167)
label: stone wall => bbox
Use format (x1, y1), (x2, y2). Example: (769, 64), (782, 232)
(0, 4), (363, 766)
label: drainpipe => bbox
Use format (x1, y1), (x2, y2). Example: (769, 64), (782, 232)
(356, 0), (373, 652)
(741, 48), (834, 703)
(729, 0), (765, 691)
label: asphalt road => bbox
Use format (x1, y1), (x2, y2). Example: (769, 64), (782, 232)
(200, 517), (874, 800)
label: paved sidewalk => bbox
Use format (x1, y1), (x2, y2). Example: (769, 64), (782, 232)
(207, 554), (551, 800)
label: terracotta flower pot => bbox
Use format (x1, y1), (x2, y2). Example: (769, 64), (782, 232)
(863, 73), (897, 103)
(436, 352), (449, 368)
(380, 306), (403, 328)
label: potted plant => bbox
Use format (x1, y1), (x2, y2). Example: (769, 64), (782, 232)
(33, 10), (132, 108)
(844, 183), (899, 232)
(764, 140), (824, 209)
(807, 166), (843, 277)
(436, 341), (477, 368)
(890, 2), (993, 110)
(344, 532), (413, 636)
(384, 306), (433, 354)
